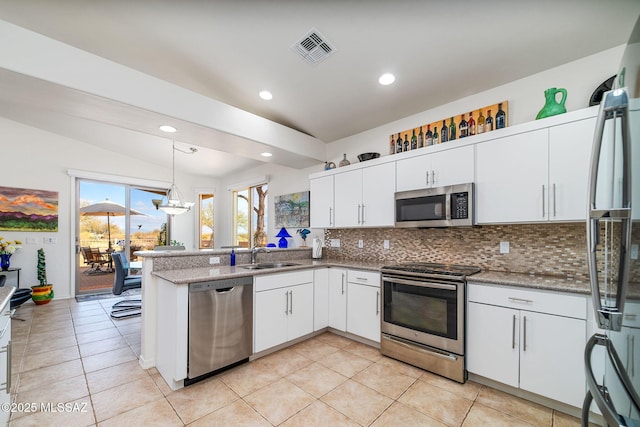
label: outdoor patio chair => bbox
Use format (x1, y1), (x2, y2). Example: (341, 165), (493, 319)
(81, 247), (109, 274)
(110, 252), (142, 319)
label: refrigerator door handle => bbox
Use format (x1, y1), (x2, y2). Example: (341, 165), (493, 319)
(586, 87), (633, 332)
(583, 334), (640, 426)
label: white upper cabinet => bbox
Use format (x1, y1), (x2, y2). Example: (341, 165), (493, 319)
(396, 145), (475, 192)
(476, 129), (549, 223)
(548, 117), (596, 221)
(476, 115), (596, 224)
(334, 162), (395, 227)
(309, 175), (334, 228)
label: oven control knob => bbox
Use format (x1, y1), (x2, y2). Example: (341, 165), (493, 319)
(414, 332), (418, 337)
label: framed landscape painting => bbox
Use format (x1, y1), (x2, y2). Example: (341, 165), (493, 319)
(0, 186), (58, 231)
(274, 191), (310, 228)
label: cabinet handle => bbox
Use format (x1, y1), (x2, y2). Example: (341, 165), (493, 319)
(356, 277), (368, 282)
(552, 183), (557, 217)
(361, 204), (365, 225)
(376, 291), (380, 315)
(508, 297), (533, 304)
(523, 316), (527, 352)
(341, 273), (345, 295)
(0, 340), (11, 392)
(541, 185), (546, 218)
(431, 170), (436, 185)
(357, 204), (361, 225)
(329, 207), (333, 226)
(284, 291), (288, 315)
(512, 315), (516, 349)
(289, 290), (293, 315)
(426, 171), (430, 185)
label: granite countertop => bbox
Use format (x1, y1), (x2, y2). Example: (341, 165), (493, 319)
(469, 271), (592, 295)
(151, 258), (385, 284)
(151, 257), (596, 296)
(0, 287), (15, 312)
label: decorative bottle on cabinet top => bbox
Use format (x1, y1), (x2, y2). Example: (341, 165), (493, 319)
(339, 153), (350, 167)
(448, 117), (456, 140)
(477, 109), (485, 134)
(425, 125), (433, 146)
(496, 103), (506, 129)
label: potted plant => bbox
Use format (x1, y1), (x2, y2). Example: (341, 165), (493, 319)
(31, 248), (54, 305)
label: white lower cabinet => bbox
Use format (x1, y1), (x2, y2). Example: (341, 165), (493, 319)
(328, 268), (347, 331)
(346, 270), (381, 343)
(467, 283), (587, 408)
(313, 268), (329, 331)
(254, 271), (314, 353)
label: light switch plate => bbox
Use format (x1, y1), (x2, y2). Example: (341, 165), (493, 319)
(358, 240), (364, 249)
(500, 241), (510, 254)
(44, 237), (56, 244)
(210, 257), (220, 265)
(383, 240), (390, 250)
(632, 244), (639, 260)
(26, 237), (37, 244)
(330, 239), (340, 248)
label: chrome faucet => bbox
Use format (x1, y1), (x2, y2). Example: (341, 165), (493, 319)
(251, 247), (269, 264)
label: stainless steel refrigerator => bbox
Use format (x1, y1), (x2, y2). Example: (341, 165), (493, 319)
(584, 15), (640, 427)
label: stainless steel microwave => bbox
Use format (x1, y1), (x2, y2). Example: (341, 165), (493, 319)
(395, 183), (474, 227)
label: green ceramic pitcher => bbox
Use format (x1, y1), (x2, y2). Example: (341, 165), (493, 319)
(536, 87), (567, 119)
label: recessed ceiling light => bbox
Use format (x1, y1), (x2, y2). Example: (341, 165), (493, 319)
(378, 73), (396, 86)
(261, 152), (273, 157)
(159, 125), (177, 133)
(259, 90), (273, 100)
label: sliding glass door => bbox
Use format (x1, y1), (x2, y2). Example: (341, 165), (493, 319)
(76, 180), (168, 295)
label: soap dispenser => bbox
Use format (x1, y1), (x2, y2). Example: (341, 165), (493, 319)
(230, 248), (236, 266)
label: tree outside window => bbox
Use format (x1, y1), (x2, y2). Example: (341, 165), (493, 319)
(199, 193), (214, 249)
(234, 184), (267, 248)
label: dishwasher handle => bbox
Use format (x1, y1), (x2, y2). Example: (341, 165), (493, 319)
(190, 276), (253, 292)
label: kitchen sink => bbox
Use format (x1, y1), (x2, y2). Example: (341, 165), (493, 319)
(241, 262), (300, 270)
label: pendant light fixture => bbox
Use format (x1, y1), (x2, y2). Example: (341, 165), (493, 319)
(153, 140), (196, 216)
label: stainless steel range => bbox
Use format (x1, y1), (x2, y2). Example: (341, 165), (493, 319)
(380, 262), (480, 383)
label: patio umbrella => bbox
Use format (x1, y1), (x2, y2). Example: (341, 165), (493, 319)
(79, 199), (144, 250)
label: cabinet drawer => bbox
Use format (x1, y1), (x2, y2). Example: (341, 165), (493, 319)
(255, 270), (313, 292)
(347, 270), (380, 287)
(467, 283), (587, 319)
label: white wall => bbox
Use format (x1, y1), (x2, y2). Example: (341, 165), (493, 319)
(325, 46), (625, 164)
(2, 117), (216, 299)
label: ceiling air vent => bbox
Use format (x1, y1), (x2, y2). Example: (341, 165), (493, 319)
(292, 28), (335, 65)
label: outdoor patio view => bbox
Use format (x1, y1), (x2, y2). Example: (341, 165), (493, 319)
(77, 181), (168, 294)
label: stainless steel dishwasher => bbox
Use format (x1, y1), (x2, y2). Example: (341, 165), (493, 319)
(188, 276), (253, 381)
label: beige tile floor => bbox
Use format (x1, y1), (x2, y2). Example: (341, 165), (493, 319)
(7, 297), (585, 426)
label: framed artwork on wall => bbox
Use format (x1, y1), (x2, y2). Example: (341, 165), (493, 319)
(274, 191), (310, 228)
(0, 185), (58, 231)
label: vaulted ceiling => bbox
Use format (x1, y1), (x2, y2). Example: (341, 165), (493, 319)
(0, 0), (639, 177)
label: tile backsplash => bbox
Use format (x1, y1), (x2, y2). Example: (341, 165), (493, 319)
(325, 223), (640, 282)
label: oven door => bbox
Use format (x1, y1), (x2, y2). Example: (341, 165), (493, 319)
(381, 275), (464, 355)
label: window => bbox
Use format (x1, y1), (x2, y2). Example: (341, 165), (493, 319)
(198, 193), (214, 249)
(233, 183), (268, 248)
